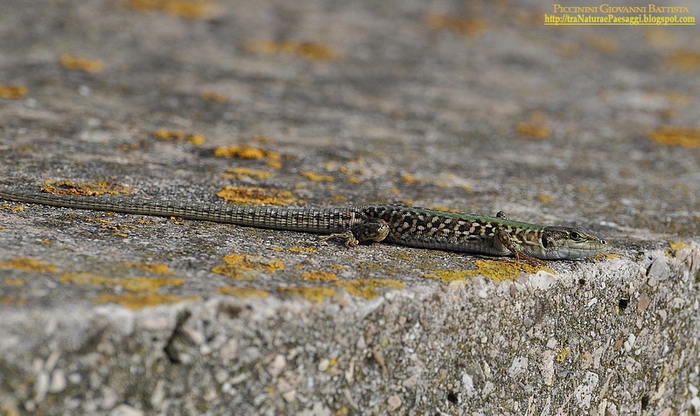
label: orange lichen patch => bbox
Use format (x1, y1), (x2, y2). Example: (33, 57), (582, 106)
(647, 126), (700, 148)
(59, 53), (104, 73)
(0, 84), (27, 99)
(516, 111), (551, 139)
(126, 263), (173, 274)
(0, 257), (56, 273)
(425, 14), (488, 37)
(537, 194), (554, 203)
(334, 279), (405, 299)
(212, 253), (285, 280)
(583, 33), (618, 54)
(279, 286), (336, 303)
(4, 278), (25, 286)
(221, 167), (271, 180)
(302, 271), (337, 281)
(93, 292), (199, 310)
(199, 90), (228, 103)
(216, 286), (270, 298)
(126, 0), (218, 18)
(669, 241), (692, 250)
(60, 272), (184, 292)
(216, 186), (300, 205)
(243, 40), (340, 61)
(300, 170), (334, 182)
(665, 49), (700, 71)
(347, 176), (361, 184)
(153, 128), (205, 145)
(41, 179), (132, 197)
(423, 260), (553, 283)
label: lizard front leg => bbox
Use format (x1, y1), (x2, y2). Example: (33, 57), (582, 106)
(494, 227), (544, 265)
(319, 219), (390, 247)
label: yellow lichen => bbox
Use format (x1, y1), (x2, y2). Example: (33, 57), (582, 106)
(669, 241), (692, 250)
(153, 128), (205, 145)
(0, 297), (26, 306)
(288, 247), (317, 254)
(60, 272), (184, 292)
(423, 259), (554, 283)
(0, 258), (56, 273)
(516, 111), (551, 139)
(212, 253), (285, 280)
(243, 40), (340, 60)
(117, 276), (185, 292)
(334, 279), (405, 299)
(279, 286), (336, 303)
(126, 0), (218, 18)
(402, 173), (419, 183)
(583, 33), (618, 54)
(665, 49), (700, 72)
(216, 286), (270, 298)
(302, 271), (337, 281)
(199, 90), (228, 103)
(0, 84), (27, 99)
(420, 269), (471, 284)
(216, 186), (300, 205)
(93, 293), (199, 310)
(331, 194), (347, 204)
(60, 53), (104, 73)
(2, 203), (24, 212)
(41, 179), (132, 197)
(425, 14), (487, 37)
(557, 346), (569, 362)
(126, 263), (173, 274)
(214, 144), (267, 159)
(299, 170), (334, 182)
(647, 126), (700, 148)
(4, 278), (25, 286)
(220, 167), (271, 180)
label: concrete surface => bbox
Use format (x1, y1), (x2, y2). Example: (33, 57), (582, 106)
(1, 0), (699, 414)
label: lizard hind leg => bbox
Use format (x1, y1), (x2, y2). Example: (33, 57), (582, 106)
(319, 219), (390, 247)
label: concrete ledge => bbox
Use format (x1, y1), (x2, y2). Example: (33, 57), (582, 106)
(2, 247), (698, 414)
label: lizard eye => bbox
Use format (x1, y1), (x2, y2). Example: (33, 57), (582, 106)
(570, 231), (581, 240)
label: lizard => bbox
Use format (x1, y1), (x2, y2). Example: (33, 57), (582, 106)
(0, 185), (608, 261)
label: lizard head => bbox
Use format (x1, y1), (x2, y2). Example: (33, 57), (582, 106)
(539, 226), (608, 259)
